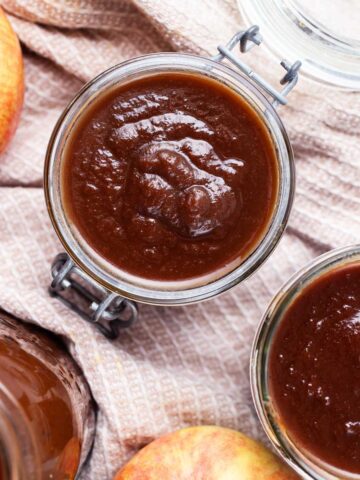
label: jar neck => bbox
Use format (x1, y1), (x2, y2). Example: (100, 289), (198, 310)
(0, 384), (41, 480)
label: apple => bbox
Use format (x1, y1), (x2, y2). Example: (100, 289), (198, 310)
(0, 6), (24, 154)
(114, 426), (300, 479)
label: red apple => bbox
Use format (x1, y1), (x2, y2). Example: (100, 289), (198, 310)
(114, 426), (300, 479)
(0, 6), (24, 154)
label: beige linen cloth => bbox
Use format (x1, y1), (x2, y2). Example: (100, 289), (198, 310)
(0, 1), (359, 478)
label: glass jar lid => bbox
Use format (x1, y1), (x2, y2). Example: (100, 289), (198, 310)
(238, 0), (360, 89)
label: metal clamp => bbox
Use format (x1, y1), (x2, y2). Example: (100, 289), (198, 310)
(48, 25), (299, 339)
(49, 253), (138, 339)
(213, 25), (301, 107)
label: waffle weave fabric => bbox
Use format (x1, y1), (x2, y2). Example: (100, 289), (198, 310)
(0, 1), (359, 478)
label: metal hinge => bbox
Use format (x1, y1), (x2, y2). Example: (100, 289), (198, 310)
(49, 253), (138, 339)
(213, 25), (301, 107)
(48, 25), (300, 339)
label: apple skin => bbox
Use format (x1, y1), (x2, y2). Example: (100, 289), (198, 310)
(0, 6), (24, 154)
(114, 426), (300, 480)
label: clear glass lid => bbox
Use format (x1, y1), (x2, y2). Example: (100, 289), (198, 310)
(238, 0), (360, 89)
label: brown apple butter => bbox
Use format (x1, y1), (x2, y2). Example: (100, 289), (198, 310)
(62, 72), (278, 281)
(269, 263), (360, 474)
(0, 311), (94, 479)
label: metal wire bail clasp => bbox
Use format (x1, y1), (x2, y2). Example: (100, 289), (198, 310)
(49, 253), (138, 339)
(213, 25), (301, 107)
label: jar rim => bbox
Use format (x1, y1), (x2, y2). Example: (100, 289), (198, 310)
(0, 383), (42, 480)
(250, 244), (360, 480)
(44, 52), (295, 305)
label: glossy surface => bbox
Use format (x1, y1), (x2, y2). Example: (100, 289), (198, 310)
(269, 263), (360, 474)
(62, 73), (278, 281)
(0, 313), (93, 480)
(0, 342), (77, 479)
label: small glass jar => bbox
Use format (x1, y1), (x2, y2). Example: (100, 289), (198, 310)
(44, 27), (298, 335)
(251, 244), (360, 480)
(0, 310), (95, 480)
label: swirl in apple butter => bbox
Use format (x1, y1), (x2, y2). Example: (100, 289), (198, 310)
(62, 73), (278, 281)
(269, 263), (360, 474)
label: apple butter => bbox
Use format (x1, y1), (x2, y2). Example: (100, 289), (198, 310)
(269, 263), (360, 474)
(0, 311), (94, 479)
(62, 72), (278, 281)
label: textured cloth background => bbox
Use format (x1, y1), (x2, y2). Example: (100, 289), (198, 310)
(0, 1), (359, 478)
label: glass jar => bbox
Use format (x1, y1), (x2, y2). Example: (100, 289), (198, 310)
(238, 0), (360, 89)
(44, 28), (298, 336)
(251, 244), (360, 480)
(0, 310), (95, 480)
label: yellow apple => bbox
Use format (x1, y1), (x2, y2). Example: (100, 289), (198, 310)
(0, 6), (24, 154)
(114, 426), (300, 479)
